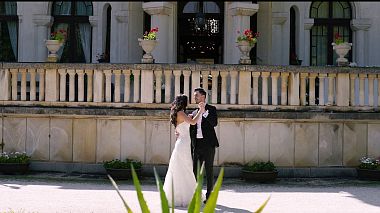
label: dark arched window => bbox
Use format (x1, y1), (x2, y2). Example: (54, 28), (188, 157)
(178, 1), (224, 64)
(310, 1), (352, 66)
(52, 1), (93, 63)
(0, 2), (18, 62)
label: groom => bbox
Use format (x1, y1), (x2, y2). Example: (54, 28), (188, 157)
(190, 87), (219, 201)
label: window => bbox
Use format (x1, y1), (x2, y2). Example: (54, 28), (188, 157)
(0, 2), (17, 62)
(52, 1), (93, 63)
(310, 1), (352, 66)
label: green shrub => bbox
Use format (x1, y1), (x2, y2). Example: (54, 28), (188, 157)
(243, 161), (276, 172)
(359, 157), (380, 170)
(103, 159), (142, 170)
(0, 152), (31, 164)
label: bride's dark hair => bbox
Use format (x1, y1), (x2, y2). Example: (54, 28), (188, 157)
(170, 94), (188, 127)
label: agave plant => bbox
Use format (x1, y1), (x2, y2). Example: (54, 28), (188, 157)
(108, 163), (270, 213)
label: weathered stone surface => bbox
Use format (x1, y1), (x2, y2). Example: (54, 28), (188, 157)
(26, 118), (50, 160)
(121, 119), (145, 163)
(368, 124), (380, 158)
(50, 118), (73, 161)
(343, 123), (367, 166)
(319, 123), (343, 166)
(73, 119), (97, 163)
(244, 122), (270, 163)
(295, 123), (318, 167)
(145, 120), (171, 164)
(219, 121), (244, 164)
(270, 123), (294, 166)
(3, 117), (26, 153)
(96, 119), (121, 162)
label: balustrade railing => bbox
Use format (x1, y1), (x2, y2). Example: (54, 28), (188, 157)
(1, 63), (379, 108)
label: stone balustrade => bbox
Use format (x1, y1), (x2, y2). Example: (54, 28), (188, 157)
(1, 63), (380, 109)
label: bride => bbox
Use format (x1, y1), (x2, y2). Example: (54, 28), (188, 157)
(163, 94), (205, 207)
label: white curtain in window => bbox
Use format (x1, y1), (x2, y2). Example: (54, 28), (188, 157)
(5, 2), (17, 59)
(79, 23), (91, 63)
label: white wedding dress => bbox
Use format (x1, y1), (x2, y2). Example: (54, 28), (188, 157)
(163, 121), (197, 207)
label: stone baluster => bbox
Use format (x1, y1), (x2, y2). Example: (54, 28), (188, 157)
(37, 69), (45, 101)
(154, 69), (162, 103)
(104, 70), (112, 102)
(230, 69), (238, 104)
(327, 73), (336, 106)
(93, 69), (104, 102)
(173, 70), (182, 97)
(140, 68), (154, 103)
(182, 70), (191, 99)
(261, 72), (270, 105)
(10, 69), (18, 101)
(201, 70), (210, 101)
(288, 72), (300, 105)
(358, 74), (367, 106)
(318, 74), (327, 106)
(0, 69), (11, 101)
(349, 74), (357, 106)
(300, 73), (308, 106)
(336, 73), (350, 106)
(28, 69), (36, 101)
(191, 69), (200, 104)
(85, 70), (93, 102)
(132, 69), (140, 103)
(271, 72), (280, 105)
(368, 74), (376, 107)
(308, 73), (318, 106)
(220, 70), (228, 104)
(378, 74), (380, 106)
(113, 70), (122, 103)
(76, 70), (85, 102)
(67, 69), (76, 102)
(280, 72), (289, 105)
(164, 69), (172, 103)
(252, 72), (260, 105)
(211, 70), (219, 104)
(58, 69), (67, 102)
(122, 70), (131, 103)
(45, 69), (59, 102)
(238, 67), (251, 104)
(19, 69), (27, 101)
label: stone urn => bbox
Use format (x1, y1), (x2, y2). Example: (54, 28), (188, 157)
(332, 42), (352, 66)
(138, 38), (158, 63)
(45, 39), (64, 62)
(237, 40), (255, 64)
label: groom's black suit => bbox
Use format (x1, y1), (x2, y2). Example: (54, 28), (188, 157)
(190, 104), (219, 199)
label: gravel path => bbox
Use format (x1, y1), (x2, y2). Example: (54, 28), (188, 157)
(1, 173), (380, 213)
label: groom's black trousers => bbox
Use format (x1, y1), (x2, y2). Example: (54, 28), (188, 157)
(192, 138), (216, 199)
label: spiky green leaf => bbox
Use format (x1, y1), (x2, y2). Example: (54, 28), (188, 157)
(188, 162), (205, 213)
(203, 167), (224, 213)
(153, 167), (170, 213)
(255, 196), (271, 213)
(107, 174), (134, 213)
(131, 164), (150, 213)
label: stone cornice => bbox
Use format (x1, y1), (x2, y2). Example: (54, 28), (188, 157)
(351, 18), (372, 31)
(272, 12), (287, 25)
(228, 2), (259, 16)
(32, 15), (52, 26)
(304, 18), (314, 30)
(142, 2), (173, 16)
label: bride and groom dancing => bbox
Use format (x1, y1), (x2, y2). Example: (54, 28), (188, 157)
(163, 87), (219, 207)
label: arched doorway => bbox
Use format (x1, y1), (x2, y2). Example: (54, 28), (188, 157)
(177, 1), (224, 64)
(0, 2), (18, 62)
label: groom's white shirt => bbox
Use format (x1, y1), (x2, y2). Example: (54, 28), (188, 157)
(193, 109), (209, 139)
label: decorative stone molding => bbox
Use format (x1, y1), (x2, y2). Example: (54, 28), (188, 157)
(229, 2), (259, 16)
(115, 11), (128, 23)
(272, 12), (287, 25)
(32, 15), (52, 26)
(88, 16), (98, 27)
(304, 18), (314, 30)
(351, 19), (371, 31)
(142, 2), (173, 16)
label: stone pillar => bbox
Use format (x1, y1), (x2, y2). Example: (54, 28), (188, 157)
(271, 13), (287, 65)
(261, 72), (270, 105)
(336, 73), (350, 107)
(308, 73), (318, 106)
(93, 69), (104, 102)
(28, 69), (36, 101)
(230, 70), (238, 104)
(58, 69), (67, 101)
(67, 69), (76, 102)
(20, 69), (27, 101)
(122, 70), (131, 103)
(37, 69), (45, 101)
(76, 70), (85, 102)
(0, 69), (11, 100)
(238, 68), (251, 104)
(88, 16), (99, 63)
(32, 15), (52, 62)
(288, 72), (300, 105)
(368, 74), (376, 107)
(227, 2), (259, 64)
(252, 72), (260, 105)
(351, 19), (371, 66)
(173, 70), (181, 97)
(211, 70), (219, 104)
(318, 73), (327, 106)
(271, 72), (280, 105)
(104, 70), (112, 102)
(303, 19), (314, 66)
(358, 74), (366, 106)
(201, 70), (210, 99)
(220, 70), (228, 104)
(300, 73), (308, 106)
(327, 74), (336, 106)
(164, 69), (172, 103)
(280, 72), (289, 105)
(132, 69), (141, 103)
(154, 69), (163, 103)
(141, 65), (154, 103)
(10, 69), (18, 101)
(113, 70), (122, 103)
(85, 70), (93, 102)
(45, 69), (59, 102)
(182, 70), (191, 98)
(143, 2), (176, 63)
(349, 74), (357, 106)
(191, 69), (200, 104)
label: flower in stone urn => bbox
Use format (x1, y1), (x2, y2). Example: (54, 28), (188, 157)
(331, 32), (352, 66)
(45, 29), (67, 62)
(236, 29), (260, 64)
(138, 27), (159, 63)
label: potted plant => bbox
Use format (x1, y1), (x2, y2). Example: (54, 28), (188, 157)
(357, 156), (380, 181)
(46, 29), (67, 62)
(0, 152), (31, 175)
(103, 158), (143, 180)
(138, 26), (159, 63)
(331, 32), (352, 66)
(236, 29), (260, 64)
(241, 161), (278, 183)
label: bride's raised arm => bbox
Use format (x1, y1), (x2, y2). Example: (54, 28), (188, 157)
(177, 102), (205, 125)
